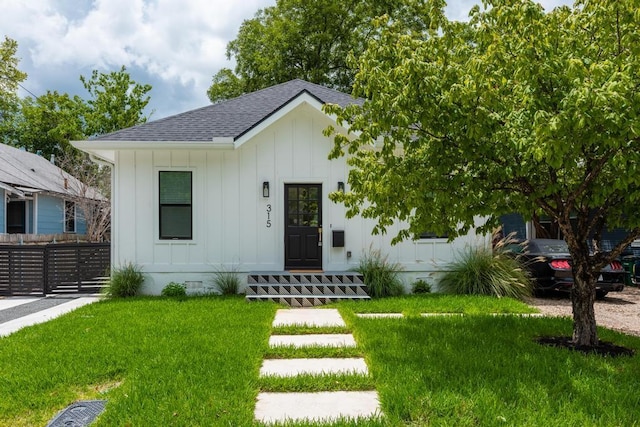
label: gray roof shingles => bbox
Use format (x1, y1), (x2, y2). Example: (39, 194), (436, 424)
(92, 79), (362, 142)
(0, 143), (85, 196)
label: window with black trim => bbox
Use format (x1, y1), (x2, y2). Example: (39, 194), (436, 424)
(419, 231), (448, 239)
(159, 171), (192, 240)
(65, 200), (76, 233)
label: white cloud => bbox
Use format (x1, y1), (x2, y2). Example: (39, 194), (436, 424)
(0, 0), (274, 116)
(0, 0), (573, 119)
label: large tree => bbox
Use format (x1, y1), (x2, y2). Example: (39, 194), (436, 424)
(81, 65), (152, 136)
(0, 36), (27, 142)
(14, 91), (86, 159)
(326, 0), (640, 347)
(208, 0), (430, 102)
(9, 66), (152, 161)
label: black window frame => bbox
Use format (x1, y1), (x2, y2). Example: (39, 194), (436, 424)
(159, 170), (193, 240)
(64, 200), (76, 233)
(419, 231), (448, 239)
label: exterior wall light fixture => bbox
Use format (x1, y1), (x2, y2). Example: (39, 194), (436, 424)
(337, 181), (345, 193)
(262, 181), (270, 198)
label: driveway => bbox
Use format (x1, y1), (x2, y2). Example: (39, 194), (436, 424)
(527, 287), (640, 337)
(0, 296), (100, 337)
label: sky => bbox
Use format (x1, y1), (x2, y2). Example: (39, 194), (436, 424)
(1, 0), (573, 121)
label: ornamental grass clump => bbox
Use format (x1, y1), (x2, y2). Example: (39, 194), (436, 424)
(105, 262), (144, 297)
(357, 248), (404, 298)
(213, 269), (241, 295)
(439, 239), (532, 300)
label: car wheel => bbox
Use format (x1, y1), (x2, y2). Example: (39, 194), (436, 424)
(596, 290), (608, 300)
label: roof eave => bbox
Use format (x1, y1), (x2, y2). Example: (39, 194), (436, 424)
(72, 139), (236, 163)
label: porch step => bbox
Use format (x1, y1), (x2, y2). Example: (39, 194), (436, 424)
(245, 273), (370, 306)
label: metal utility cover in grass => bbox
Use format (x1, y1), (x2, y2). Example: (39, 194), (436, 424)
(46, 400), (107, 427)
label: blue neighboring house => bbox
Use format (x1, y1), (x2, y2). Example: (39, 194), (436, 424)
(0, 143), (90, 237)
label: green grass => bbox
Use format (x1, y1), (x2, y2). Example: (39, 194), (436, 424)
(341, 313), (640, 426)
(271, 325), (351, 335)
(1, 294), (639, 426)
(259, 373), (376, 392)
(332, 293), (538, 316)
(0, 296), (275, 426)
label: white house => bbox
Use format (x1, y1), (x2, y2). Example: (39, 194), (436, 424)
(74, 79), (484, 298)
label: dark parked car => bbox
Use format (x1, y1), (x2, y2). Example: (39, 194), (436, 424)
(621, 247), (640, 286)
(514, 239), (625, 299)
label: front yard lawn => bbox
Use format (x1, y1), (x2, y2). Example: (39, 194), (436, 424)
(0, 295), (638, 426)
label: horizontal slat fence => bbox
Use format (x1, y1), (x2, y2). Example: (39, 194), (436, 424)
(0, 246), (46, 296)
(0, 243), (110, 296)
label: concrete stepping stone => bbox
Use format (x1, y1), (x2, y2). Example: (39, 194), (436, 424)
(356, 313), (404, 318)
(255, 391), (381, 424)
(273, 308), (346, 327)
(420, 313), (464, 317)
(260, 358), (368, 377)
(269, 334), (356, 348)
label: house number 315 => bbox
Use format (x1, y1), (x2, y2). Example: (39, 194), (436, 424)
(266, 204), (272, 228)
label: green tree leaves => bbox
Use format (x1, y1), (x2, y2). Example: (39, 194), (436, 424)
(208, 0), (433, 101)
(4, 63), (152, 163)
(0, 36), (28, 142)
(327, 0), (640, 345)
(81, 65), (152, 136)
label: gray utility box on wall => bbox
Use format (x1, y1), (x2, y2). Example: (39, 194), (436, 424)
(332, 230), (345, 247)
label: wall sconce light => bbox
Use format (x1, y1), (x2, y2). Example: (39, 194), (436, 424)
(337, 181), (345, 193)
(262, 181), (270, 198)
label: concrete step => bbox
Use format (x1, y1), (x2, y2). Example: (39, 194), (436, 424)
(246, 295), (369, 307)
(248, 273), (364, 285)
(246, 283), (369, 297)
(245, 273), (370, 306)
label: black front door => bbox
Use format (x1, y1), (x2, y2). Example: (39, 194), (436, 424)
(285, 184), (322, 269)
(7, 200), (26, 234)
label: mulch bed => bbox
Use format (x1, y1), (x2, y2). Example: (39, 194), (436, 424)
(536, 336), (635, 357)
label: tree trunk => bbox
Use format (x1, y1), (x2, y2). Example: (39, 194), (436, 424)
(570, 259), (599, 346)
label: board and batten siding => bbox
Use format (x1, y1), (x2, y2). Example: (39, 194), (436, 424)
(112, 103), (483, 293)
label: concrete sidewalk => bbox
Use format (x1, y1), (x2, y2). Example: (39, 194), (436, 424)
(0, 296), (101, 337)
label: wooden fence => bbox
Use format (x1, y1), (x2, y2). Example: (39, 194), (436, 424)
(0, 243), (110, 296)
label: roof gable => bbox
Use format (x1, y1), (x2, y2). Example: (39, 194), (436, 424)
(91, 79), (362, 143)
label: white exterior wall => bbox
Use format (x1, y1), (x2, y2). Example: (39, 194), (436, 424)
(112, 104), (486, 294)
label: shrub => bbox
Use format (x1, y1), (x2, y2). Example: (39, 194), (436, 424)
(213, 269), (240, 295)
(161, 282), (187, 297)
(438, 241), (532, 300)
(106, 262), (144, 297)
(412, 279), (432, 294)
(357, 248), (404, 298)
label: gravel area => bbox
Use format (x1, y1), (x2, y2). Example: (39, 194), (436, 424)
(527, 286), (640, 337)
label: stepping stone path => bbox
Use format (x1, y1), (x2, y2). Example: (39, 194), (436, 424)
(255, 308), (382, 424)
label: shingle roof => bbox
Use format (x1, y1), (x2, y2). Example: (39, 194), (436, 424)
(92, 79), (362, 142)
(0, 143), (89, 197)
